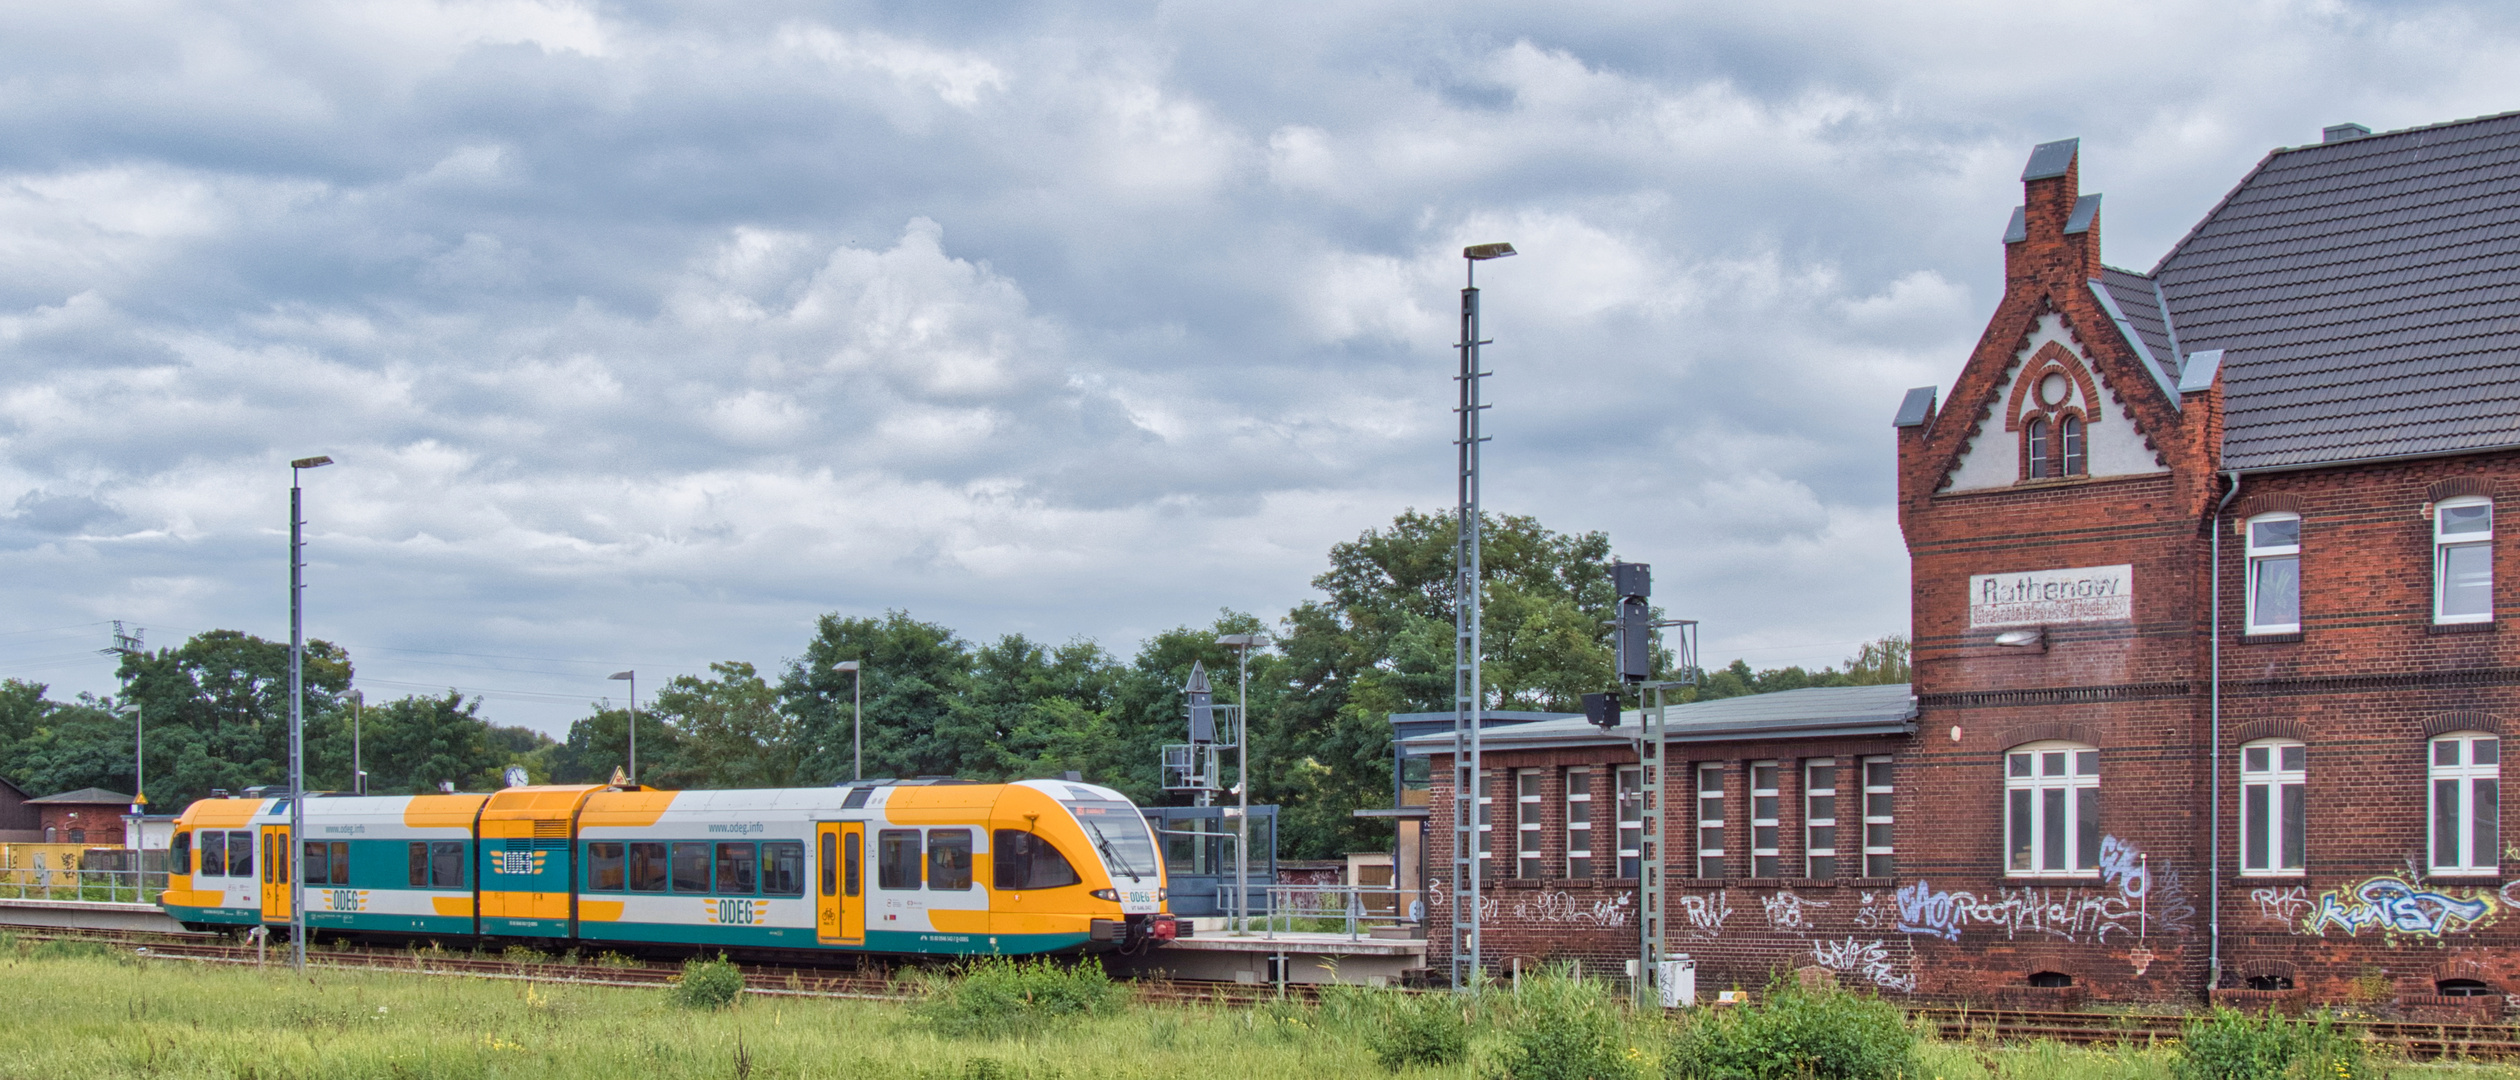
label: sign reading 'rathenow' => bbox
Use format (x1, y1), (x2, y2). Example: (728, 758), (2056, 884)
(1969, 565), (2134, 627)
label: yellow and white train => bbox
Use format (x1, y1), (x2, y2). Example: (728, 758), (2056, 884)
(158, 778), (1178, 955)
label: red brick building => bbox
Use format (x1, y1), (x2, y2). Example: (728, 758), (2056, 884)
(27, 788), (135, 846)
(1417, 111), (2520, 1009)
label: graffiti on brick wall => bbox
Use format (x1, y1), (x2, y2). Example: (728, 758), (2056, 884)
(1421, 878), (1502, 922)
(1808, 937), (1918, 993)
(2298, 877), (2498, 938)
(1894, 836), (2184, 943)
(2250, 885), (2311, 925)
(1854, 891), (1889, 931)
(1511, 889), (1635, 929)
(1675, 890), (1735, 940)
(1762, 888), (1829, 931)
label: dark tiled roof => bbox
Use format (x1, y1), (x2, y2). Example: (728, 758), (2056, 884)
(1396, 684), (1916, 752)
(27, 787), (134, 805)
(2143, 111), (2520, 470)
(2097, 267), (2179, 378)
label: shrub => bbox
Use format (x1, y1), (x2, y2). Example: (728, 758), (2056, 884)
(912, 956), (1125, 1039)
(1482, 970), (1638, 1080)
(1666, 984), (1916, 1080)
(671, 954), (745, 1010)
(1370, 990), (1470, 1072)
(2173, 1009), (2370, 1080)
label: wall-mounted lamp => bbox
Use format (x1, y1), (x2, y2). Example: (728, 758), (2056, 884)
(1994, 628), (2045, 648)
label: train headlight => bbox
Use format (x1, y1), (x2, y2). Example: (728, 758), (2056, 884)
(1090, 888), (1119, 902)
(1156, 888), (1167, 902)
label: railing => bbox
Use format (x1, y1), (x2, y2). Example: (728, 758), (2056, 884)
(1212, 883), (1412, 940)
(0, 845), (166, 904)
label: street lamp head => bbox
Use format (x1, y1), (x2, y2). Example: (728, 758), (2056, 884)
(1215, 633), (1263, 647)
(832, 660), (861, 672)
(608, 671), (634, 681)
(290, 456), (334, 470)
(1463, 242), (1517, 261)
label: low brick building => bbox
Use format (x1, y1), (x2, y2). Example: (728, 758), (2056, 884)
(1417, 111), (2520, 1010)
(27, 788), (135, 846)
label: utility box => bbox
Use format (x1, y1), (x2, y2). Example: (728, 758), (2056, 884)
(1659, 954), (1697, 1008)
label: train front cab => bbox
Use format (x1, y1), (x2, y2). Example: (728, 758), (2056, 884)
(161, 797), (271, 930)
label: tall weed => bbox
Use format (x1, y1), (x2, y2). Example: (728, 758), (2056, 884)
(911, 956), (1125, 1039)
(1482, 969), (1639, 1080)
(1370, 990), (1470, 1072)
(1666, 984), (1917, 1080)
(671, 954), (745, 1010)
(2173, 1009), (2369, 1080)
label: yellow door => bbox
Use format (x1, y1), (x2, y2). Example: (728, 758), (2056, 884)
(814, 822), (865, 946)
(259, 825), (292, 922)
(816, 823), (841, 943)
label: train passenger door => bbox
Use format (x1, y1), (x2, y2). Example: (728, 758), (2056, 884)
(816, 822), (864, 946)
(259, 824), (292, 922)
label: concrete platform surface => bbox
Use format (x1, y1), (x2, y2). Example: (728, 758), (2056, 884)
(0, 897), (194, 934)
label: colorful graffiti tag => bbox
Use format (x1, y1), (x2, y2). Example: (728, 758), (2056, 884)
(2298, 877), (2497, 938)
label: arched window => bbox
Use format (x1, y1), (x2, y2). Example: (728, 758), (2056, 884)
(2005, 740), (2099, 876)
(2239, 738), (2305, 875)
(2060, 415), (2086, 476)
(2246, 512), (2302, 635)
(2430, 731), (2499, 875)
(2025, 418), (2052, 479)
(2435, 496), (2494, 624)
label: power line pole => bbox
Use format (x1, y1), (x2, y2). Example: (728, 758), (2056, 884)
(1451, 241), (1514, 990)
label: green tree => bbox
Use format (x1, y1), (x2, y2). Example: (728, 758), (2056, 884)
(109, 630), (351, 807)
(649, 661), (797, 790)
(549, 705), (679, 786)
(778, 611), (983, 784)
(353, 691), (509, 796)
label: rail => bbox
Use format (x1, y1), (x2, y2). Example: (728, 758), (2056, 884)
(1212, 883), (1410, 940)
(0, 845), (165, 904)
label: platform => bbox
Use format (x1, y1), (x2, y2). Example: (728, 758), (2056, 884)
(1105, 929), (1427, 986)
(0, 897), (195, 934)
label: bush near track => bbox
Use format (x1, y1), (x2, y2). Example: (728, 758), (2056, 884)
(3, 944), (2517, 1080)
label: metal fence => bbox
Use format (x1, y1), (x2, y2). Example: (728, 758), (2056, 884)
(1213, 883), (1410, 940)
(0, 845), (165, 904)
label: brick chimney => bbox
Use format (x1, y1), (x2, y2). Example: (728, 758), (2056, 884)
(2004, 137), (2102, 286)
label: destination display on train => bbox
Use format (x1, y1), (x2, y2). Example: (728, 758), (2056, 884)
(1968, 564), (2133, 627)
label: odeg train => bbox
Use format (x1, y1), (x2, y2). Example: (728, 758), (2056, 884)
(157, 778), (1178, 956)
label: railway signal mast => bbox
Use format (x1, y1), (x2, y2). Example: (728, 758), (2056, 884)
(1163, 661), (1243, 924)
(1593, 562), (1699, 1006)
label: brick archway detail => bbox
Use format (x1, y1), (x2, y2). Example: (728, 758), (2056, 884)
(2422, 712), (2501, 737)
(2428, 477), (2494, 502)
(2229, 719), (2306, 744)
(1999, 722), (2095, 750)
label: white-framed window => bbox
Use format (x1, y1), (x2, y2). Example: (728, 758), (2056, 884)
(1515, 769), (1544, 879)
(1861, 756), (1894, 878)
(1564, 767), (1592, 878)
(2060, 414), (2086, 475)
(2026, 417), (2052, 479)
(1615, 765), (1643, 878)
(1805, 760), (1839, 879)
(2246, 512), (2302, 635)
(2006, 741), (2100, 876)
(1750, 761), (1781, 878)
(1476, 771), (1494, 864)
(2239, 739), (2305, 876)
(2436, 497), (2494, 624)
(2430, 732), (2500, 876)
(1695, 763), (1725, 879)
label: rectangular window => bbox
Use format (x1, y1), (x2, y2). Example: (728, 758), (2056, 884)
(2006, 745), (2101, 877)
(819, 833), (837, 897)
(198, 831), (225, 877)
(844, 832), (863, 897)
(927, 829), (974, 891)
(303, 841), (329, 885)
(715, 842), (758, 894)
(670, 842), (711, 893)
(1750, 761), (1781, 878)
(1616, 765), (1643, 878)
(586, 841), (626, 891)
(627, 842), (667, 892)
(427, 841), (464, 889)
(761, 841), (804, 897)
(407, 841), (427, 887)
(1516, 769), (1545, 879)
(1805, 760), (1838, 880)
(170, 830), (193, 877)
(1696, 763), (1725, 879)
(1477, 772), (1496, 864)
(2246, 514), (2302, 634)
(226, 830), (253, 880)
(2437, 499), (2494, 623)
(878, 829), (923, 890)
(1564, 767), (1593, 878)
(330, 841), (350, 885)
(1861, 757), (1894, 878)
(2239, 742), (2306, 875)
(2431, 734), (2500, 874)
(994, 830), (1083, 890)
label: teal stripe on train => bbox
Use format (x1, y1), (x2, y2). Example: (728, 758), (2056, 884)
(577, 921), (1090, 954)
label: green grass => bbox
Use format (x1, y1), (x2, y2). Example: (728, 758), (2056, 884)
(2, 946), (2519, 1080)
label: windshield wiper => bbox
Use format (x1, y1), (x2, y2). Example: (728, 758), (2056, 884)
(1085, 821), (1142, 882)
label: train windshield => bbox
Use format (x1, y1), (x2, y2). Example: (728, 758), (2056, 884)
(1062, 798), (1160, 884)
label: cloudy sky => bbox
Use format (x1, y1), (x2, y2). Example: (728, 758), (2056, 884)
(5, 0), (2517, 733)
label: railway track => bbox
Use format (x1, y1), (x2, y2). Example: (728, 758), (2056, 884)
(8, 926), (2517, 1057)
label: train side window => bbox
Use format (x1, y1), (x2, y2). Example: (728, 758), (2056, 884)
(201, 833), (228, 877)
(715, 842), (758, 894)
(330, 842), (350, 885)
(927, 830), (974, 891)
(408, 843), (428, 887)
(171, 830), (193, 876)
(842, 787), (873, 810)
(302, 842), (329, 885)
(993, 830), (1082, 890)
(671, 842), (711, 893)
(430, 842), (466, 888)
(761, 841), (804, 897)
(819, 833), (837, 897)
(628, 842), (668, 892)
(878, 829), (922, 890)
(844, 832), (862, 897)
(586, 842), (626, 891)
(227, 831), (253, 880)
(263, 834), (276, 884)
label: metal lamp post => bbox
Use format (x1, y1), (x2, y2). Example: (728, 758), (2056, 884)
(350, 690), (365, 796)
(833, 661), (863, 781)
(288, 453), (334, 971)
(608, 671), (637, 784)
(1451, 241), (1514, 989)
(1215, 633), (1263, 933)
